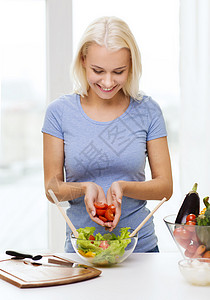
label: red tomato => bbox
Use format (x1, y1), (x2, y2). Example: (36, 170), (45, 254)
(186, 220), (196, 226)
(184, 249), (194, 258)
(186, 243), (197, 254)
(88, 235), (95, 240)
(108, 204), (116, 214)
(94, 202), (108, 209)
(176, 237), (191, 249)
(96, 209), (106, 216)
(180, 228), (192, 240)
(105, 208), (114, 221)
(191, 231), (199, 243)
(186, 214), (196, 222)
(99, 241), (109, 249)
(185, 221), (196, 232)
(173, 227), (184, 238)
(174, 227), (191, 249)
(98, 215), (108, 222)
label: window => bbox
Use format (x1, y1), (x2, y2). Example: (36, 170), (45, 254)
(0, 0), (47, 252)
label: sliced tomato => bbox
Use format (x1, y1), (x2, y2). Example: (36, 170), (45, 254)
(94, 202), (108, 209)
(105, 208), (114, 221)
(108, 204), (116, 214)
(88, 235), (95, 240)
(96, 208), (106, 216)
(98, 215), (108, 222)
(99, 241), (109, 249)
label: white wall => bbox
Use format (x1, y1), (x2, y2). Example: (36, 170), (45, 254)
(46, 0), (73, 252)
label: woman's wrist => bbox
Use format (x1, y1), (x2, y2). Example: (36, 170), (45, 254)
(116, 180), (125, 194)
(81, 181), (96, 193)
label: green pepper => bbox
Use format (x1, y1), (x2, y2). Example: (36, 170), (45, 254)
(196, 197), (210, 250)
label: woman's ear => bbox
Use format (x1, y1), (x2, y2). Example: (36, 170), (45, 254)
(81, 55), (86, 67)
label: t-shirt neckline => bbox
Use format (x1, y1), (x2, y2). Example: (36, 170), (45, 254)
(77, 94), (133, 125)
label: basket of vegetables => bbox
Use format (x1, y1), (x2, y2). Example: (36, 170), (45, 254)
(164, 183), (210, 259)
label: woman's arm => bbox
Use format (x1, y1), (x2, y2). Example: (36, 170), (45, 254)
(43, 133), (108, 227)
(43, 133), (85, 202)
(118, 136), (173, 201)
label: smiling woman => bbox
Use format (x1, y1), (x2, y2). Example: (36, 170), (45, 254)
(42, 15), (173, 254)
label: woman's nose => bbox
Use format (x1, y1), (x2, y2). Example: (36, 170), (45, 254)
(101, 73), (114, 87)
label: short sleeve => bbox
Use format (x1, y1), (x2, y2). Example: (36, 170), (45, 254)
(146, 98), (167, 141)
(41, 98), (64, 140)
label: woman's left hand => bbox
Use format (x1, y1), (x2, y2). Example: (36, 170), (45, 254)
(106, 181), (122, 231)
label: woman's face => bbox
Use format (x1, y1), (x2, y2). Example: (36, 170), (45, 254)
(82, 44), (131, 100)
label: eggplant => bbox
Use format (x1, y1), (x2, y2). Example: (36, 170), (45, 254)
(175, 183), (200, 224)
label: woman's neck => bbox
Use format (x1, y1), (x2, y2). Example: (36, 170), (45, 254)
(80, 90), (130, 122)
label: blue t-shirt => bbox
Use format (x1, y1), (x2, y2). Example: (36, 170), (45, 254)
(42, 93), (167, 252)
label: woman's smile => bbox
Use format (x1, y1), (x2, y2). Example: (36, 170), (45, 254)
(96, 84), (117, 93)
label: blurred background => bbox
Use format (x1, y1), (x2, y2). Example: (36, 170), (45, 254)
(0, 0), (209, 253)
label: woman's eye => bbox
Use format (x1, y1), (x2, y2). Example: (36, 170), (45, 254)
(114, 70), (124, 75)
(93, 69), (103, 74)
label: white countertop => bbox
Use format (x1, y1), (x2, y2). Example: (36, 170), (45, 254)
(0, 252), (209, 300)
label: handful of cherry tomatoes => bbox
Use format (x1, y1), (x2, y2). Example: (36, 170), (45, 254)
(94, 202), (116, 222)
(173, 213), (210, 259)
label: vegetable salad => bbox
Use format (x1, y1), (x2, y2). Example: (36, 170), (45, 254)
(75, 227), (132, 265)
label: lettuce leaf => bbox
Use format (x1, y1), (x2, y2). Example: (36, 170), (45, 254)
(75, 227), (132, 264)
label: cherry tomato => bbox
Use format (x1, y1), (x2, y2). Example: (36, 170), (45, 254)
(99, 241), (109, 249)
(185, 221), (196, 232)
(88, 235), (95, 240)
(105, 208), (114, 221)
(186, 220), (196, 226)
(94, 202), (108, 209)
(98, 215), (108, 222)
(96, 208), (106, 216)
(186, 214), (196, 222)
(108, 204), (116, 214)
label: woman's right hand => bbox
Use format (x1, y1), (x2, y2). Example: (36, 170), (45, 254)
(84, 182), (109, 227)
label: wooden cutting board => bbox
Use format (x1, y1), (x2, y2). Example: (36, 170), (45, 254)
(0, 255), (101, 288)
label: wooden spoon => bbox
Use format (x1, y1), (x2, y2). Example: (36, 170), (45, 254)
(129, 197), (167, 238)
(48, 189), (79, 238)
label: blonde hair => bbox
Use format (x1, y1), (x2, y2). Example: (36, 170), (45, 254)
(71, 16), (142, 99)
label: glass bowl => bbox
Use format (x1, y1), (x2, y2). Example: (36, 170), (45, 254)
(164, 214), (210, 259)
(178, 258), (210, 286)
(71, 228), (138, 266)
